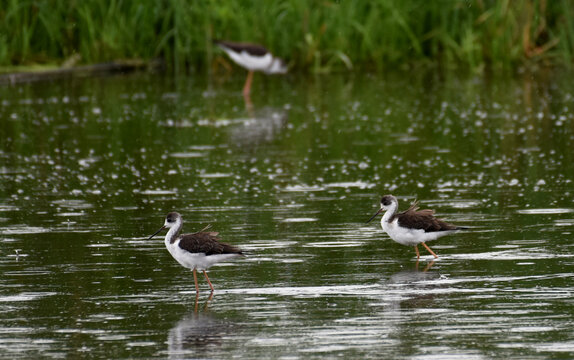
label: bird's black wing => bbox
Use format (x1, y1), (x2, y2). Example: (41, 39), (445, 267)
(395, 208), (457, 233)
(178, 232), (243, 256)
(214, 40), (268, 56)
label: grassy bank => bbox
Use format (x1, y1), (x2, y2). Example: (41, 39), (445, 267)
(1, 0), (573, 73)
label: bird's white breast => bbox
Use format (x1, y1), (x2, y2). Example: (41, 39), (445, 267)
(165, 238), (239, 271)
(222, 48), (274, 72)
(381, 218), (443, 246)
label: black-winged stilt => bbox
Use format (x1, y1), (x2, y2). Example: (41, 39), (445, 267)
(367, 195), (465, 259)
(214, 40), (287, 96)
(149, 212), (243, 292)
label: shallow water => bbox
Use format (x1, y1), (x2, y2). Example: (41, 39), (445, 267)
(1, 70), (574, 358)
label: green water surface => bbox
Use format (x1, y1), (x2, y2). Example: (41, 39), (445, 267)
(1, 70), (574, 359)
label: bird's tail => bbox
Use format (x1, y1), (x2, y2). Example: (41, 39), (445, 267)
(238, 249), (254, 257)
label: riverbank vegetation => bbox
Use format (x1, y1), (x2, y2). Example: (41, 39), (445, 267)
(1, 0), (573, 73)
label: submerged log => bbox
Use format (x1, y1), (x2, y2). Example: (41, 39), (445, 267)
(0, 59), (163, 85)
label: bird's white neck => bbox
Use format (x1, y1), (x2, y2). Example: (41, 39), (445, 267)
(381, 201), (398, 225)
(165, 218), (183, 245)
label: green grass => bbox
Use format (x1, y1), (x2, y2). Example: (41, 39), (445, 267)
(0, 0), (573, 73)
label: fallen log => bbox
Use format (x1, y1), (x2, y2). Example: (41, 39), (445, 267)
(0, 59), (163, 85)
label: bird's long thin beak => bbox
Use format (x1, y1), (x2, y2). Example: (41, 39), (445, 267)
(148, 226), (166, 240)
(366, 208), (384, 223)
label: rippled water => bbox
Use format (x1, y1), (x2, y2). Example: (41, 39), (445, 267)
(1, 71), (574, 358)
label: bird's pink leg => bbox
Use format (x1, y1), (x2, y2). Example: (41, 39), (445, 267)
(421, 242), (439, 258)
(414, 245), (420, 260)
(193, 268), (200, 293)
(203, 271), (215, 292)
(243, 70), (254, 96)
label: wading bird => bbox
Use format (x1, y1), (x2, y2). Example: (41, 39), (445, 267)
(214, 40), (287, 97)
(367, 195), (465, 259)
(149, 212), (243, 292)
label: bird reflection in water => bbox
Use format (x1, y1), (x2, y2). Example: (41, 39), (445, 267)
(381, 265), (445, 348)
(384, 260), (444, 313)
(389, 260), (440, 286)
(193, 291), (214, 313)
(229, 106), (288, 148)
(167, 293), (233, 358)
(415, 259), (435, 273)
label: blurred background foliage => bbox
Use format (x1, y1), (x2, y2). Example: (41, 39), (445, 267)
(0, 0), (572, 73)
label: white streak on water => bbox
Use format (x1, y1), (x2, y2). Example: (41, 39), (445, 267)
(517, 208), (574, 214)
